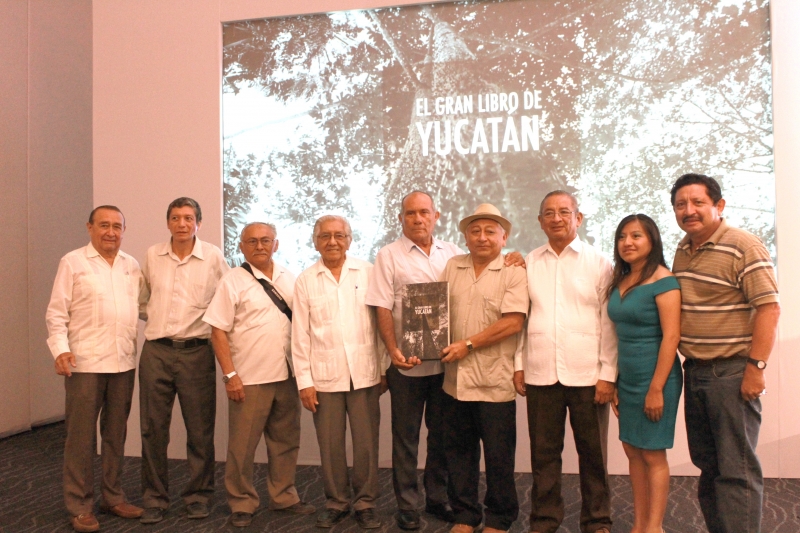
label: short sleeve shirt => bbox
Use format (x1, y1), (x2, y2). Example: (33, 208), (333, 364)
(672, 219), (779, 360)
(440, 253), (528, 402)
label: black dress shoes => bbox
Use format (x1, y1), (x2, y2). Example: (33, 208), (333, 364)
(425, 502), (456, 523)
(396, 509), (421, 530)
(355, 508), (382, 529)
(316, 508), (350, 528)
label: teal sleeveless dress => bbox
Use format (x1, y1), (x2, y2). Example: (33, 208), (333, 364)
(607, 276), (682, 450)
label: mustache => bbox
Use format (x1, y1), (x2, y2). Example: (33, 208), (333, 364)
(682, 215), (701, 223)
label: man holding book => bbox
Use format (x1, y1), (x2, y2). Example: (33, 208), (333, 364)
(439, 204), (529, 533)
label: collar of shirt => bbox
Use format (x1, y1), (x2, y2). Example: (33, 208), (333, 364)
(311, 256), (364, 285)
(455, 252), (505, 279)
(245, 261), (285, 283)
(536, 235), (583, 259)
(86, 242), (129, 265)
(156, 237), (206, 262)
(400, 234), (447, 256)
(678, 218), (729, 252)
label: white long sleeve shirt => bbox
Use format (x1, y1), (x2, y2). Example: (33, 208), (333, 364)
(46, 243), (144, 373)
(292, 256), (387, 392)
(365, 235), (462, 377)
(140, 238), (229, 340)
(515, 237), (618, 386)
(202, 262), (295, 386)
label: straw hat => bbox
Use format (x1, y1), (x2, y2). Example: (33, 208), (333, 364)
(458, 203), (512, 235)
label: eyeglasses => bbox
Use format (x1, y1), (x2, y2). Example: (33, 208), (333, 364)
(242, 238), (274, 248)
(316, 233), (350, 241)
(541, 209), (575, 220)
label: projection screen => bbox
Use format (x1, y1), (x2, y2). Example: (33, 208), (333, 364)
(221, 0), (774, 272)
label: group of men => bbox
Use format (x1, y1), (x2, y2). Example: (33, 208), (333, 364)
(46, 172), (779, 533)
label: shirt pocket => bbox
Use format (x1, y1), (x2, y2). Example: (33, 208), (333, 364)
(355, 344), (378, 381)
(312, 348), (339, 383)
(482, 296), (502, 326)
(309, 295), (332, 326)
(573, 277), (598, 307)
(74, 325), (111, 360)
(192, 280), (214, 309)
(527, 332), (552, 374)
(564, 331), (600, 376)
(79, 273), (106, 298)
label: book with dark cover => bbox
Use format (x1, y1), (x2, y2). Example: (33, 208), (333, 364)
(401, 281), (449, 361)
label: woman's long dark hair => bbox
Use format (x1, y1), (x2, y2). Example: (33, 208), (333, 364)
(607, 214), (667, 300)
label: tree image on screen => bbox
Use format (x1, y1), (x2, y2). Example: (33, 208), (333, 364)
(222, 0), (773, 272)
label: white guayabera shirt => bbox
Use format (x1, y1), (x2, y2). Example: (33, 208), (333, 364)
(140, 237), (229, 340)
(46, 243), (144, 373)
(202, 262), (295, 386)
(292, 256), (388, 393)
(515, 236), (618, 387)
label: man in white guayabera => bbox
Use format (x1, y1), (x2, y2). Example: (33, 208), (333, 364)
(292, 215), (389, 530)
(46, 205), (145, 533)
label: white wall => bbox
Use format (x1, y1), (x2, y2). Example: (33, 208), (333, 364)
(1, 0), (788, 476)
(0, 0), (94, 438)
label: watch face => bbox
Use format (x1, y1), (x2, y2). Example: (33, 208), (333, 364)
(222, 375), (230, 383)
(757, 360), (766, 369)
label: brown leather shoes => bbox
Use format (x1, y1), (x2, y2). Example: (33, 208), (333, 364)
(484, 528), (507, 533)
(450, 525), (478, 533)
(100, 502), (144, 519)
(71, 513), (99, 532)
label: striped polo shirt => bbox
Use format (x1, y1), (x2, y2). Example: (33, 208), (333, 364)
(672, 219), (778, 360)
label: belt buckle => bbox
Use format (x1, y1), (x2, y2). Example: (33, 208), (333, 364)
(174, 340), (187, 349)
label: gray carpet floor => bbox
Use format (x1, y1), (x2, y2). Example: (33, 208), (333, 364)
(1, 423), (798, 532)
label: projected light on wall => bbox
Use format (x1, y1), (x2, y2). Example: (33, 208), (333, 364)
(222, 0), (774, 273)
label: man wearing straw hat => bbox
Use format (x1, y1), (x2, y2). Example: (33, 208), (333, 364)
(438, 203), (529, 533)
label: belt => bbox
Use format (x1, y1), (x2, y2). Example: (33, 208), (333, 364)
(153, 337), (209, 349)
(686, 355), (745, 367)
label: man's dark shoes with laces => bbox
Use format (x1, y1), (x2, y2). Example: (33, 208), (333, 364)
(140, 507), (165, 524)
(186, 502), (209, 519)
(230, 512), (253, 527)
(316, 508), (350, 528)
(355, 508), (382, 529)
(425, 502), (456, 523)
(395, 509), (421, 530)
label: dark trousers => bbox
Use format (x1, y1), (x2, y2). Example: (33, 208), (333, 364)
(314, 383), (382, 511)
(684, 357), (763, 533)
(442, 393), (518, 531)
(63, 370), (135, 516)
(139, 340), (216, 509)
(386, 366), (449, 510)
(526, 383), (611, 533)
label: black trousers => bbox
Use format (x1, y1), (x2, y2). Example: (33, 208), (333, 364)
(526, 383), (611, 533)
(442, 393), (518, 530)
(139, 340), (216, 509)
(386, 366), (449, 510)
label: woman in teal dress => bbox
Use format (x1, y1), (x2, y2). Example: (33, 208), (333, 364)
(606, 214), (681, 533)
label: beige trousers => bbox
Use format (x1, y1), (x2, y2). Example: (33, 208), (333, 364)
(313, 383), (381, 511)
(63, 370), (136, 516)
(225, 378), (302, 514)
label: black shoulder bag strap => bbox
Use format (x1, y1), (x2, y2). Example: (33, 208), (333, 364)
(240, 263), (292, 322)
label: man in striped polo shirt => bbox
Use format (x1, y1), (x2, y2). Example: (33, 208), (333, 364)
(671, 173), (780, 533)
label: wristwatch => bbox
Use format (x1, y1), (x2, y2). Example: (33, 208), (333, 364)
(747, 358), (767, 370)
(465, 339), (474, 352)
(222, 370), (238, 383)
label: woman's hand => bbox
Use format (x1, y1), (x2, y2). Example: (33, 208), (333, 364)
(644, 388), (664, 422)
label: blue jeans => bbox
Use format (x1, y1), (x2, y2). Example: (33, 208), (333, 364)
(683, 357), (763, 533)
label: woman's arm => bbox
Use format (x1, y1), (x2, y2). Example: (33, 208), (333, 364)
(645, 286), (681, 422)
